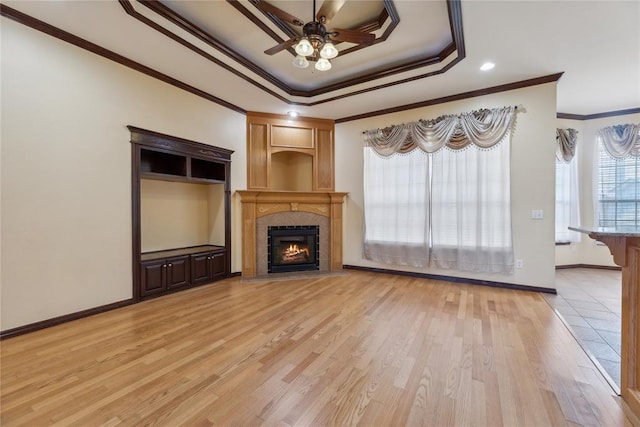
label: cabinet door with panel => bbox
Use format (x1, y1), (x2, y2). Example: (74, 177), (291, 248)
(141, 255), (190, 297)
(165, 255), (190, 289)
(190, 251), (226, 285)
(210, 252), (226, 280)
(141, 259), (166, 297)
(190, 252), (211, 285)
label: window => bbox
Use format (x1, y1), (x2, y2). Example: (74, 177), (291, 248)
(363, 149), (430, 267)
(596, 145), (640, 228)
(363, 142), (513, 273)
(362, 106), (516, 274)
(555, 155), (580, 243)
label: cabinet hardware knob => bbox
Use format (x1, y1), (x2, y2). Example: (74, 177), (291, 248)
(169, 263), (172, 267)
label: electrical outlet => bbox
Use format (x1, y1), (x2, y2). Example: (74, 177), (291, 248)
(531, 210), (544, 219)
(515, 259), (524, 269)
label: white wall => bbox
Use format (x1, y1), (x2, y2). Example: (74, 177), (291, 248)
(336, 83), (558, 289)
(555, 113), (640, 267)
(1, 19), (246, 330)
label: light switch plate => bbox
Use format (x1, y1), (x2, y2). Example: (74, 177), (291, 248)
(531, 209), (544, 219)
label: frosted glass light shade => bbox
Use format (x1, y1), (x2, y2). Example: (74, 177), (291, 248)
(315, 57), (332, 71)
(319, 41), (338, 59)
(294, 38), (313, 56)
(292, 54), (309, 69)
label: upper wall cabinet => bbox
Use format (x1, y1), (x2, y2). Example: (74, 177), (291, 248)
(246, 112), (335, 191)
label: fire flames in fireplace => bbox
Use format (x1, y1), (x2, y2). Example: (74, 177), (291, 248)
(281, 243), (310, 263)
(268, 225), (319, 273)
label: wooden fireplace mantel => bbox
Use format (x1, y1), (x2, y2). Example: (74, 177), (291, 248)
(237, 191), (347, 279)
(570, 226), (640, 425)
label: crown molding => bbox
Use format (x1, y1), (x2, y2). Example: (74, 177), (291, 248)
(335, 73), (564, 123)
(557, 108), (640, 121)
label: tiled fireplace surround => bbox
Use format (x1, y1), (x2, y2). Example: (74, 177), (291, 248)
(237, 191), (347, 279)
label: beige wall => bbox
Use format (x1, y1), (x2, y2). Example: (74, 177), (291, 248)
(208, 184), (226, 247)
(141, 180), (213, 252)
(336, 83), (558, 289)
(555, 113), (640, 267)
(1, 19), (246, 330)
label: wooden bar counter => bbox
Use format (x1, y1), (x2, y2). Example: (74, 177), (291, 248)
(570, 226), (640, 424)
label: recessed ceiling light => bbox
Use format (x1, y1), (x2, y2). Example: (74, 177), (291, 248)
(287, 111), (299, 118)
(480, 62), (495, 71)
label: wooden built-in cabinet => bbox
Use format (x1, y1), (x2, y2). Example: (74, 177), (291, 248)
(129, 126), (233, 301)
(191, 250), (226, 285)
(140, 245), (225, 298)
(246, 112), (334, 191)
(140, 255), (190, 297)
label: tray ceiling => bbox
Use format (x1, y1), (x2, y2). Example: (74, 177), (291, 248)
(1, 0), (638, 120)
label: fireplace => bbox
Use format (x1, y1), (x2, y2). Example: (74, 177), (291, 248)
(268, 225), (320, 273)
(237, 191), (346, 278)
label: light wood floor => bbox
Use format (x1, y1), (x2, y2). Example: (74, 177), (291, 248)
(0, 271), (632, 426)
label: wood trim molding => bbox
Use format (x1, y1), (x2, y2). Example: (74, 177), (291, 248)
(343, 265), (558, 294)
(555, 264), (622, 271)
(557, 108), (640, 121)
(0, 3), (246, 115)
(335, 72), (564, 123)
(0, 299), (134, 340)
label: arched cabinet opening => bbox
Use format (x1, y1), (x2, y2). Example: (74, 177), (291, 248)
(271, 151), (313, 192)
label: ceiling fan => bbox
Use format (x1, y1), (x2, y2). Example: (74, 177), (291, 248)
(251, 0), (376, 71)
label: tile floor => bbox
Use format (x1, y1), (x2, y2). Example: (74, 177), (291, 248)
(545, 267), (622, 391)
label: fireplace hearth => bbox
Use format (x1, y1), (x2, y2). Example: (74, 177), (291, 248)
(268, 225), (320, 273)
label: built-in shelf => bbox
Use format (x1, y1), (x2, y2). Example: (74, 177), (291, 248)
(140, 149), (187, 177)
(139, 147), (227, 184)
(129, 125), (234, 301)
(192, 158), (226, 182)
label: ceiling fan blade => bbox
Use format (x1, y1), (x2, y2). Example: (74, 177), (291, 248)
(316, 0), (346, 25)
(250, 0), (305, 27)
(264, 38), (298, 55)
(331, 28), (376, 45)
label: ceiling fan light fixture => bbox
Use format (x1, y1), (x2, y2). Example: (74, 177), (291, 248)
(319, 41), (338, 59)
(294, 38), (314, 56)
(315, 57), (332, 71)
(292, 54), (310, 68)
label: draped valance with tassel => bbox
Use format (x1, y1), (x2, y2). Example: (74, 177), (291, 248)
(598, 123), (640, 159)
(556, 128), (578, 163)
(363, 106), (518, 156)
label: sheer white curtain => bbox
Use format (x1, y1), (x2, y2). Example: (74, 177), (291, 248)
(363, 148), (430, 267)
(362, 106), (517, 273)
(430, 143), (514, 273)
(555, 153), (581, 243)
